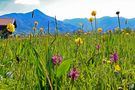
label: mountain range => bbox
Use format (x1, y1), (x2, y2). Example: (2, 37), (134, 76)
(0, 9), (135, 34)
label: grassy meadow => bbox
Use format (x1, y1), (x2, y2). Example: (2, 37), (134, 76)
(0, 30), (135, 90)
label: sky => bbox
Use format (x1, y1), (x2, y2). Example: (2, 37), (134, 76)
(0, 0), (135, 20)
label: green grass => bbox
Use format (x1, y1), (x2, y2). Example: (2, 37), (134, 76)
(0, 32), (135, 90)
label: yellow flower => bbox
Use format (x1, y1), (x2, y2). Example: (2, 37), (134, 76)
(125, 33), (129, 36)
(75, 37), (83, 46)
(32, 27), (36, 31)
(114, 64), (121, 72)
(89, 17), (94, 22)
(40, 28), (44, 31)
(6, 23), (15, 32)
(107, 60), (111, 64)
(34, 21), (38, 26)
(91, 10), (96, 16)
(97, 28), (102, 33)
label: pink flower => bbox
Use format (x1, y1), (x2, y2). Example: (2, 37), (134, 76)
(110, 52), (118, 63)
(69, 68), (79, 80)
(96, 44), (101, 50)
(52, 55), (62, 65)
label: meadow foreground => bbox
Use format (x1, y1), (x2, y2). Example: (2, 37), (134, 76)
(0, 32), (135, 90)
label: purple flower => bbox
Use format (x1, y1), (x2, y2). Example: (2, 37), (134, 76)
(96, 44), (101, 50)
(69, 68), (79, 80)
(52, 55), (62, 65)
(110, 52), (118, 63)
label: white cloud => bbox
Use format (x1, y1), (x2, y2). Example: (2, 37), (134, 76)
(42, 0), (135, 20)
(15, 0), (40, 5)
(1, 0), (135, 20)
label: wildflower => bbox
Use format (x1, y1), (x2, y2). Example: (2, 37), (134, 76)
(118, 86), (123, 90)
(32, 27), (36, 31)
(107, 60), (111, 64)
(91, 10), (96, 16)
(125, 33), (129, 36)
(34, 21), (38, 26)
(102, 59), (107, 64)
(52, 55), (62, 65)
(116, 11), (121, 30)
(110, 52), (118, 63)
(96, 44), (101, 50)
(6, 23), (15, 33)
(75, 37), (83, 46)
(108, 30), (112, 33)
(114, 64), (121, 72)
(39, 28), (44, 31)
(89, 17), (94, 22)
(97, 28), (102, 33)
(69, 68), (79, 80)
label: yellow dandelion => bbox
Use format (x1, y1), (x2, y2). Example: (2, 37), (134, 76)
(34, 21), (38, 26)
(40, 28), (44, 31)
(91, 10), (96, 16)
(32, 27), (36, 31)
(97, 28), (102, 33)
(6, 23), (15, 33)
(89, 17), (94, 22)
(114, 64), (121, 72)
(75, 37), (83, 46)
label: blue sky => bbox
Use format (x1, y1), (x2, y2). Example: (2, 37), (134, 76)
(0, 0), (135, 20)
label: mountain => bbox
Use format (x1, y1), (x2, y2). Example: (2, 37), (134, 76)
(0, 9), (78, 34)
(0, 9), (135, 34)
(64, 16), (135, 31)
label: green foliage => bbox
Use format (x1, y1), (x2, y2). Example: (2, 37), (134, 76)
(56, 60), (72, 78)
(123, 27), (132, 33)
(0, 32), (135, 90)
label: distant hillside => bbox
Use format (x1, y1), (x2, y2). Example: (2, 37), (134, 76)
(0, 9), (78, 34)
(0, 9), (135, 34)
(64, 16), (135, 31)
